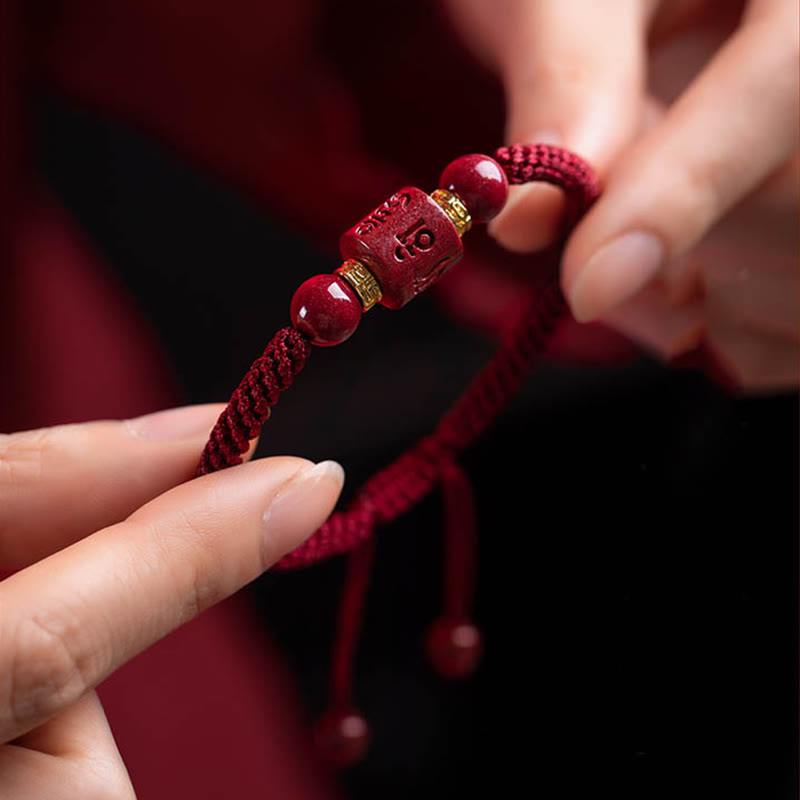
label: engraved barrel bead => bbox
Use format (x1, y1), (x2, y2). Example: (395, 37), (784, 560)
(339, 187), (463, 309)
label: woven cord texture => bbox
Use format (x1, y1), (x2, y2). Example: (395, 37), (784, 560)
(196, 326), (312, 476)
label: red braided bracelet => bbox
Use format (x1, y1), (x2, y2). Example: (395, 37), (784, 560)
(196, 143), (600, 765)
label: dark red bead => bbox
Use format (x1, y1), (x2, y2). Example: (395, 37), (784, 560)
(340, 187), (463, 309)
(425, 618), (483, 679)
(290, 274), (362, 346)
(314, 708), (370, 767)
(439, 154), (509, 223)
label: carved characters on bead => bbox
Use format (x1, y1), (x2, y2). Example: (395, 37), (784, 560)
(354, 191), (412, 236)
(340, 187), (463, 309)
(393, 217), (436, 263)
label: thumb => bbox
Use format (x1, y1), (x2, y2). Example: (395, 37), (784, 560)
(488, 0), (647, 252)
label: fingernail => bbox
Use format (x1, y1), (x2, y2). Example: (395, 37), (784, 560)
(569, 231), (664, 322)
(522, 130), (561, 147)
(263, 460), (345, 549)
(125, 404), (223, 441)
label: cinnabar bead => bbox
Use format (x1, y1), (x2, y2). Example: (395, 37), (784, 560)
(290, 274), (362, 346)
(425, 618), (483, 679)
(314, 708), (370, 767)
(340, 186), (463, 309)
(439, 154), (509, 223)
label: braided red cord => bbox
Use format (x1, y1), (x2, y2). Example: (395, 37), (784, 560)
(196, 327), (311, 476)
(329, 539), (375, 710)
(439, 462), (478, 619)
(494, 143), (599, 228)
(195, 144), (600, 568)
(275, 279), (568, 569)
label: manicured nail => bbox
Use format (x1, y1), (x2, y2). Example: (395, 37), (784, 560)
(523, 130), (561, 147)
(263, 460), (345, 549)
(125, 404), (223, 441)
(569, 231), (664, 322)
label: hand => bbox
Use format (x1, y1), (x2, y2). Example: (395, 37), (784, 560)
(447, 0), (799, 390)
(0, 404), (343, 799)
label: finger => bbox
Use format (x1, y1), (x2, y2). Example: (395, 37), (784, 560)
(562, 3), (799, 321)
(703, 249), (799, 391)
(14, 690), (123, 760)
(489, 0), (649, 251)
(0, 456), (344, 743)
(0, 693), (133, 799)
(704, 330), (799, 392)
(602, 284), (705, 358)
(0, 404), (253, 567)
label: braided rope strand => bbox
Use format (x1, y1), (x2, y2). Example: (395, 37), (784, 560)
(196, 326), (312, 476)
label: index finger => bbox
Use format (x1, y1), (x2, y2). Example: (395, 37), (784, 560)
(0, 456), (344, 743)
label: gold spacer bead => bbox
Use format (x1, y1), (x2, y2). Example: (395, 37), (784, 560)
(336, 259), (383, 311)
(430, 189), (472, 237)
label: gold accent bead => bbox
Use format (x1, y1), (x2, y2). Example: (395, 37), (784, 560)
(336, 260), (383, 311)
(430, 189), (472, 237)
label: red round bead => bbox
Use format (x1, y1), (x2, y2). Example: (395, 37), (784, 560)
(290, 274), (362, 346)
(439, 154), (509, 223)
(425, 618), (483, 679)
(314, 708), (370, 767)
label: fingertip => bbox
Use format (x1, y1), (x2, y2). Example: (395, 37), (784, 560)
(488, 182), (565, 253)
(564, 230), (665, 322)
(124, 403), (226, 442)
(260, 459), (345, 566)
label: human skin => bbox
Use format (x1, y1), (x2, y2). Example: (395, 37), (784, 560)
(0, 404), (344, 799)
(446, 0), (799, 390)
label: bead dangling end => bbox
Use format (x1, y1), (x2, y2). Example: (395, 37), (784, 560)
(425, 618), (484, 679)
(314, 707), (370, 767)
